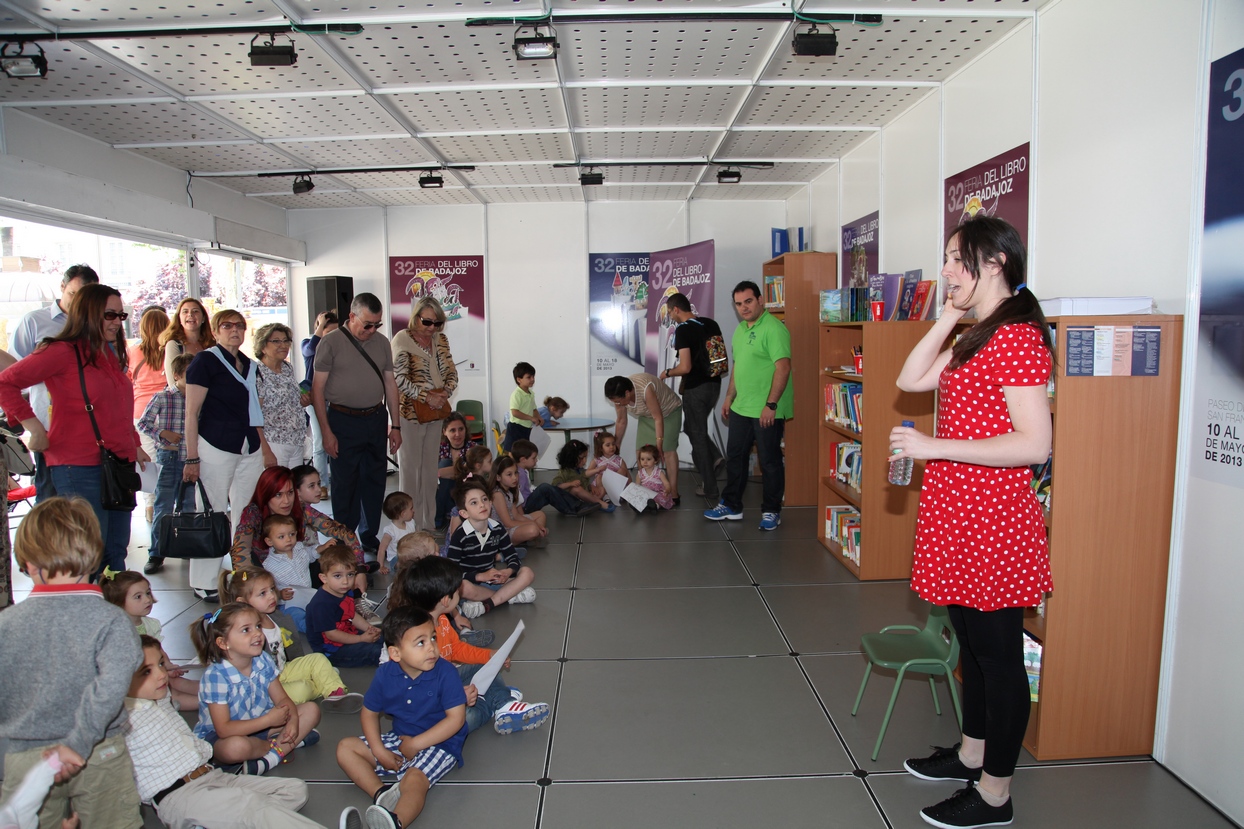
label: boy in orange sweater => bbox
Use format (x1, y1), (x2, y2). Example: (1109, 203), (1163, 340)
(400, 556), (550, 735)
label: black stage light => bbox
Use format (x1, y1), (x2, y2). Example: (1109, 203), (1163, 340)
(792, 25), (838, 57)
(419, 173), (444, 189)
(1, 42), (48, 78)
(717, 167), (742, 184)
(292, 174), (314, 194)
(249, 34), (297, 67)
(579, 169), (604, 186)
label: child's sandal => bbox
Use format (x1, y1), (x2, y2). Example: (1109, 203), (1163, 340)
(270, 736), (293, 764)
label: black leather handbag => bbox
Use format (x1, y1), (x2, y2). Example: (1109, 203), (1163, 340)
(74, 345), (141, 511)
(158, 481), (232, 560)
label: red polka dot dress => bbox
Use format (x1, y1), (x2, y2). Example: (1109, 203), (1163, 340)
(911, 323), (1053, 611)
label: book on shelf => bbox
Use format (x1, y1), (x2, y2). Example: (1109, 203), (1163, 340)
(908, 280), (934, 321)
(819, 289), (844, 323)
(824, 382), (863, 432)
(1022, 632), (1042, 702)
(828, 441), (863, 491)
(771, 228), (790, 258)
(1030, 455), (1052, 509)
(825, 505), (862, 565)
(895, 270), (921, 319)
(764, 275), (785, 308)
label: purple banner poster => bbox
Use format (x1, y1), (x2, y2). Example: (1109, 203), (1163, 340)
(841, 211), (879, 289)
(944, 142), (1031, 245)
(588, 252), (650, 375)
(646, 240), (716, 376)
(388, 255), (486, 374)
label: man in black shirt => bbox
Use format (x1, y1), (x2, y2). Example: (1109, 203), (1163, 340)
(659, 293), (724, 500)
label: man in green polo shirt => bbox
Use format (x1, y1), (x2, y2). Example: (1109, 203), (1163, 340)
(704, 280), (792, 531)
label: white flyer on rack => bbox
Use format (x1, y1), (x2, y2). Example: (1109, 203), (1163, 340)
(468, 620), (525, 694)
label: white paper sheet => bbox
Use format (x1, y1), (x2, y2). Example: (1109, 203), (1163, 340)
(603, 469), (655, 512)
(137, 459), (160, 494)
(528, 426), (551, 459)
(469, 620), (525, 694)
(285, 586), (316, 610)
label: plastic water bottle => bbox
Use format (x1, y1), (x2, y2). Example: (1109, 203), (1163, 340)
(888, 420), (915, 486)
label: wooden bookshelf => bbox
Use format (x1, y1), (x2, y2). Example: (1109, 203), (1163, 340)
(763, 252), (837, 506)
(1022, 313), (1183, 760)
(816, 322), (941, 578)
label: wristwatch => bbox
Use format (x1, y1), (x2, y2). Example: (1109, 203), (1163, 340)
(765, 402), (777, 411)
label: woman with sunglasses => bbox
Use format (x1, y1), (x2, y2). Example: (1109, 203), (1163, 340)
(0, 284), (150, 575)
(392, 296), (458, 530)
(182, 309), (272, 600)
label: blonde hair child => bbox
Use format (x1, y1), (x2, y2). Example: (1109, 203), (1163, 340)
(219, 567), (364, 715)
(102, 570), (199, 710)
(189, 602), (321, 774)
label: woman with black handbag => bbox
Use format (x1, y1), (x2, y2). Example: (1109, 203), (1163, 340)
(0, 284), (148, 575)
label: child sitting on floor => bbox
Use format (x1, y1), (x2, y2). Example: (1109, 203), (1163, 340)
(220, 566), (364, 715)
(553, 440), (615, 512)
(634, 443), (675, 509)
(124, 635), (356, 828)
(585, 430), (628, 498)
(336, 608), (467, 829)
(446, 479), (537, 619)
(400, 556), (549, 735)
(378, 491), (417, 575)
(305, 545), (384, 668)
(190, 602), (321, 774)
(101, 570), (199, 710)
(489, 455), (549, 548)
(257, 513), (321, 628)
(510, 439), (598, 516)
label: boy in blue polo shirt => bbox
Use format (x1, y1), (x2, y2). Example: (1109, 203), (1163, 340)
(336, 607), (467, 829)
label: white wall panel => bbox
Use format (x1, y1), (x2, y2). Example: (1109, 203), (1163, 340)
(880, 91), (942, 278)
(840, 132), (880, 235)
(806, 164), (840, 261)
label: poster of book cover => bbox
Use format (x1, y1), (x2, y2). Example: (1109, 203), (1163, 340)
(944, 143), (1030, 244)
(646, 241), (715, 376)
(588, 252), (650, 375)
(388, 256), (486, 374)
(1192, 46), (1244, 488)
(841, 212), (879, 289)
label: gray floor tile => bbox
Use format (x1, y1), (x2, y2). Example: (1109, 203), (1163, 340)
(801, 653), (965, 771)
(735, 537), (861, 585)
(149, 589), (204, 624)
(566, 587), (787, 659)
(574, 540), (750, 589)
(549, 657), (852, 780)
(542, 776), (886, 829)
(580, 506), (728, 544)
(521, 542), (579, 589)
(723, 506), (817, 540)
(302, 780), (543, 828)
(763, 582), (928, 654)
(452, 661), (559, 783)
(160, 599), (215, 660)
(868, 760), (1239, 829)
(481, 588), (571, 661)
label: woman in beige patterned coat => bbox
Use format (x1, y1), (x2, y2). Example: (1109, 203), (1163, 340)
(392, 297), (458, 530)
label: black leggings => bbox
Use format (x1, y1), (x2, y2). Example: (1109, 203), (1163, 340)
(947, 604), (1030, 778)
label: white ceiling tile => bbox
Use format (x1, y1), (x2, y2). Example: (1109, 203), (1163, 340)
(92, 34), (361, 97)
(458, 166), (581, 187)
(198, 95), (406, 139)
(3, 0), (283, 27)
(692, 183), (803, 200)
(13, 102), (248, 144)
(388, 88), (568, 133)
(729, 161), (836, 183)
(579, 131), (719, 163)
(738, 85), (927, 128)
(270, 138), (437, 168)
(580, 165), (704, 185)
(257, 190), (384, 209)
(126, 142), (304, 173)
(361, 188), (481, 207)
(584, 184), (695, 202)
(567, 85), (743, 129)
(717, 129), (872, 160)
(560, 20), (785, 82)
(0, 42), (168, 103)
(480, 187), (583, 204)
(424, 132), (575, 164)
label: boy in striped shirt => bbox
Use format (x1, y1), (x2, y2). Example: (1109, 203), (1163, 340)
(444, 479), (536, 618)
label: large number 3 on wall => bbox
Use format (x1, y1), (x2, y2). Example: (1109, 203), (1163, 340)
(1224, 68), (1244, 122)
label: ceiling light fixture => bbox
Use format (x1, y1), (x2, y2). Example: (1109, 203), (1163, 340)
(717, 167), (742, 184)
(792, 23), (838, 57)
(1, 42), (48, 79)
(292, 174), (314, 195)
(579, 168), (604, 186)
(249, 33), (297, 67)
(512, 23), (559, 60)
(419, 172), (444, 189)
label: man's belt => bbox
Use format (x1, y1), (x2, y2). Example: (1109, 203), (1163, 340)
(152, 763), (214, 806)
(328, 403), (384, 416)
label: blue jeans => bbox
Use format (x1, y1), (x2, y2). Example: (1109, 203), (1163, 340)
(457, 663), (513, 733)
(720, 413), (785, 514)
(327, 408), (387, 550)
(681, 380), (723, 499)
(502, 421), (530, 453)
(50, 464), (132, 575)
(523, 482), (582, 514)
(435, 476), (456, 528)
(32, 451), (56, 502)
(327, 640), (383, 668)
(148, 449), (185, 560)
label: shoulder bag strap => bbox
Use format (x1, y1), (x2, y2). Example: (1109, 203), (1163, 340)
(72, 344), (106, 449)
(339, 327), (385, 387)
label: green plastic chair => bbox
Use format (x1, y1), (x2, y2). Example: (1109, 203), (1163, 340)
(455, 399), (486, 442)
(851, 604), (963, 760)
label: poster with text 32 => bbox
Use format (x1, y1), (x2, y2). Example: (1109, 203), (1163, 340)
(388, 256), (486, 374)
(944, 143), (1031, 246)
(841, 212), (879, 289)
(645, 240), (715, 376)
(1192, 46), (1244, 488)
(589, 252), (650, 376)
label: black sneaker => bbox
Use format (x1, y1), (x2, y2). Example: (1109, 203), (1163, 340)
(143, 557), (163, 575)
(920, 784), (1012, 829)
(904, 743), (983, 783)
(193, 588), (219, 603)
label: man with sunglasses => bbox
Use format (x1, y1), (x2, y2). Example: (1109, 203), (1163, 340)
(311, 293), (403, 557)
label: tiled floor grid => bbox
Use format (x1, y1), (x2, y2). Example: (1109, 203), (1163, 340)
(6, 471), (1238, 829)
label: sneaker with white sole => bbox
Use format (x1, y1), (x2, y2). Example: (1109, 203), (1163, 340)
(759, 512), (781, 531)
(374, 782), (401, 813)
(355, 594), (380, 616)
(493, 701), (551, 734)
(507, 686), (523, 702)
(507, 587), (537, 605)
(704, 503), (743, 521)
(364, 805), (401, 829)
(460, 600), (486, 619)
(340, 806), (363, 829)
(323, 691), (365, 715)
(919, 784), (1013, 829)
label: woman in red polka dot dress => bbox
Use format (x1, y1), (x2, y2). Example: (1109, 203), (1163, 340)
(888, 216), (1053, 829)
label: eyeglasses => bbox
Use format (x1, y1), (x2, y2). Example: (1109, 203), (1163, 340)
(419, 317), (444, 328)
(218, 321), (247, 331)
(102, 311), (129, 321)
(359, 320), (383, 331)
(267, 338), (291, 346)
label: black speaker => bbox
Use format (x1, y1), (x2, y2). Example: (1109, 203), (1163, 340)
(306, 276), (353, 324)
